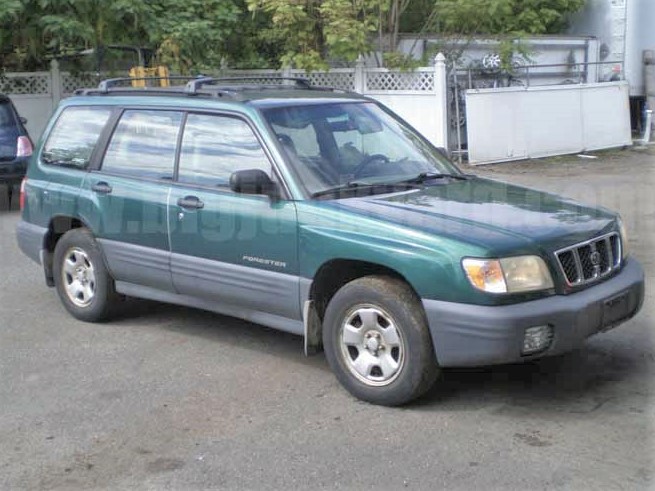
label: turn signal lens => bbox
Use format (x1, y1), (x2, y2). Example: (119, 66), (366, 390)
(462, 258), (507, 293)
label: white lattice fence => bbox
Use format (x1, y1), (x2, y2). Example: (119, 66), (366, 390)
(222, 70), (285, 85)
(292, 70), (355, 90)
(0, 72), (51, 95)
(61, 72), (101, 95)
(365, 69), (435, 92)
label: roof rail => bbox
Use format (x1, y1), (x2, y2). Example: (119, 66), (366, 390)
(184, 76), (311, 94)
(97, 75), (199, 93)
(98, 75), (196, 92)
(76, 75), (327, 99)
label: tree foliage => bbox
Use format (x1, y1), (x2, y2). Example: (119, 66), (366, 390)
(246, 0), (387, 70)
(0, 0), (587, 71)
(0, 0), (247, 72)
(430, 0), (586, 36)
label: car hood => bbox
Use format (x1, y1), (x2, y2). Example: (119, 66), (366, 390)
(326, 177), (617, 255)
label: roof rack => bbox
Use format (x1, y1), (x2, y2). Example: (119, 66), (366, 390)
(183, 76), (311, 94)
(92, 75), (312, 94)
(97, 75), (199, 93)
(74, 75), (348, 99)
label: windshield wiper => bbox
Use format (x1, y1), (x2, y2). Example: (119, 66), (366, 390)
(397, 172), (470, 184)
(310, 181), (414, 199)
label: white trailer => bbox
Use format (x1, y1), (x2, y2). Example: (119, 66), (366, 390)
(568, 0), (655, 99)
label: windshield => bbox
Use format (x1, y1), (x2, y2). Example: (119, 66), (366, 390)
(263, 102), (459, 197)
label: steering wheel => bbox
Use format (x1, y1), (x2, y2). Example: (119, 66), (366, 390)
(353, 154), (390, 179)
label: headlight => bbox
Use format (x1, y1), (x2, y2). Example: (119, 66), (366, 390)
(462, 256), (554, 294)
(618, 217), (628, 260)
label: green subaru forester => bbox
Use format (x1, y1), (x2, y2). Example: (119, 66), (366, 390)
(16, 77), (645, 405)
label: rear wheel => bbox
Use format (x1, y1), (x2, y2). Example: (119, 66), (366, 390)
(53, 228), (118, 322)
(322, 276), (440, 406)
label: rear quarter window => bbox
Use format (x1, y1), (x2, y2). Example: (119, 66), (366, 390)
(0, 101), (16, 127)
(42, 106), (112, 169)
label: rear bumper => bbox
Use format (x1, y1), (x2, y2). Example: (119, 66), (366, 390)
(16, 220), (47, 265)
(0, 157), (28, 183)
(423, 259), (645, 367)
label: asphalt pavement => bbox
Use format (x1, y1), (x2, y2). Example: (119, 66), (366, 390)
(0, 148), (653, 490)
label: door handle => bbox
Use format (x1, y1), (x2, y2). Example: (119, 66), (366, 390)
(91, 182), (112, 194)
(177, 196), (204, 210)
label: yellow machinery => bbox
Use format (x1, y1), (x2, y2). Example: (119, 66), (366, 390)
(128, 66), (170, 87)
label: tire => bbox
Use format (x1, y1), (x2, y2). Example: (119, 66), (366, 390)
(322, 275), (440, 406)
(53, 228), (118, 322)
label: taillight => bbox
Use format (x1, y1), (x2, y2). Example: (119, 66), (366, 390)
(17, 136), (33, 157)
(19, 177), (27, 211)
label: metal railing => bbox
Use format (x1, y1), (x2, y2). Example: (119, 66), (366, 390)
(459, 60), (625, 90)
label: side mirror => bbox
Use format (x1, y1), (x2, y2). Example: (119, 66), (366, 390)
(230, 169), (279, 198)
(19, 116), (28, 125)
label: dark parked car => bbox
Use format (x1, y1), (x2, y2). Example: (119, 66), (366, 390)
(0, 94), (32, 208)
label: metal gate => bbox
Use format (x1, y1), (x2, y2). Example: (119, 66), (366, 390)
(447, 60), (632, 165)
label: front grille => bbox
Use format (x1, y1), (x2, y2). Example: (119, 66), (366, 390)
(555, 233), (621, 287)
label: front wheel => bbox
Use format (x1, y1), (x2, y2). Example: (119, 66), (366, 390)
(53, 228), (119, 322)
(322, 276), (440, 406)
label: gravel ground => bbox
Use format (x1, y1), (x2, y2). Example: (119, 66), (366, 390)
(0, 147), (653, 490)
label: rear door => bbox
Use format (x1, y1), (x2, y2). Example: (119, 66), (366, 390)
(167, 112), (300, 321)
(79, 109), (183, 292)
(31, 106), (114, 228)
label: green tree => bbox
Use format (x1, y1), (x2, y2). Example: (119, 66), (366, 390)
(429, 0), (585, 36)
(39, 0), (150, 70)
(0, 0), (244, 72)
(0, 0), (50, 70)
(247, 0), (388, 70)
(247, 0), (326, 70)
(145, 0), (241, 73)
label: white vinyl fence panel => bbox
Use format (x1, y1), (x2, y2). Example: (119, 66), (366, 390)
(466, 81), (632, 165)
(363, 66), (447, 149)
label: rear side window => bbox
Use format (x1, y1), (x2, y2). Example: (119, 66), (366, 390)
(177, 114), (271, 188)
(101, 110), (182, 180)
(42, 106), (112, 168)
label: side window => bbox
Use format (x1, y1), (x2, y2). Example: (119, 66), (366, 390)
(42, 106), (112, 169)
(101, 110), (182, 180)
(178, 114), (271, 188)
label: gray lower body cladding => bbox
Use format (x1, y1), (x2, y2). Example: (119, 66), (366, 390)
(16, 220), (646, 369)
(16, 220), (46, 264)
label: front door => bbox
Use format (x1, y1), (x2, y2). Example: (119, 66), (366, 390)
(167, 112), (300, 320)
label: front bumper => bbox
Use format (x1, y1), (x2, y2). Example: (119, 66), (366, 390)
(423, 259), (645, 367)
